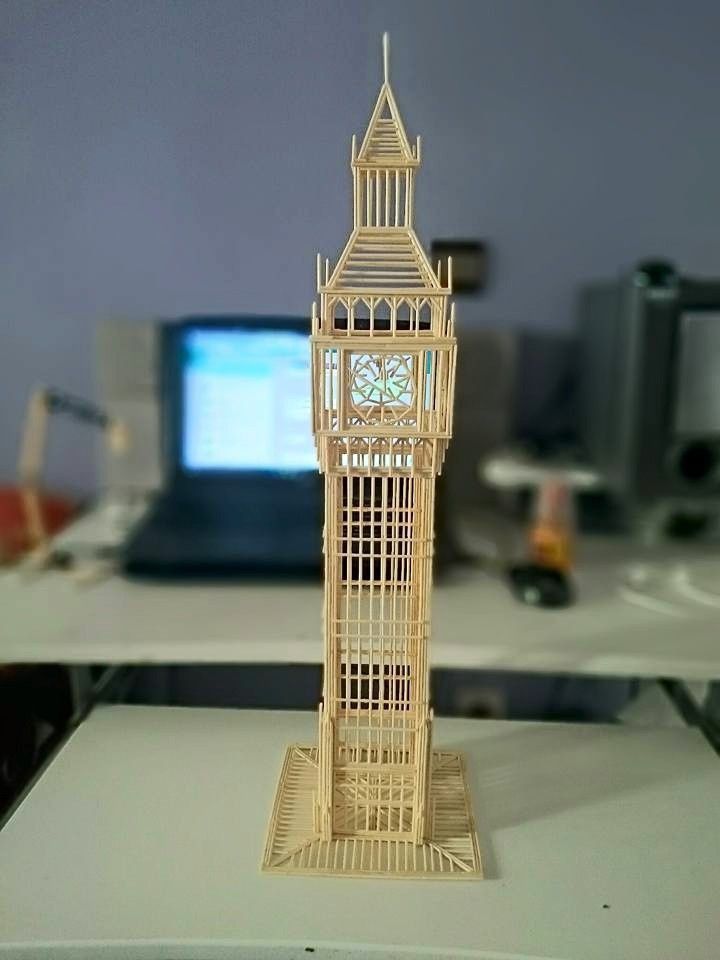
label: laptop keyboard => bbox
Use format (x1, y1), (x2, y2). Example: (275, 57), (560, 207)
(123, 489), (321, 575)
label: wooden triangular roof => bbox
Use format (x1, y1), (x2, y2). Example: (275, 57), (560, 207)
(356, 83), (415, 165)
(325, 228), (441, 293)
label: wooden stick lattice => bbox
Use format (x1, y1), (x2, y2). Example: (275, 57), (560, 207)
(264, 33), (481, 879)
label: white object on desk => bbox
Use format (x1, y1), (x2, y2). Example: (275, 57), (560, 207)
(50, 493), (150, 554)
(481, 448), (603, 490)
(95, 319), (162, 493)
(1, 706), (718, 959)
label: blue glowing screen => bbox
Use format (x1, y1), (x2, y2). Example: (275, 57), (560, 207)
(182, 328), (315, 472)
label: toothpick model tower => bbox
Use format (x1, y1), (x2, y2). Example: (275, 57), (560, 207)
(263, 35), (481, 878)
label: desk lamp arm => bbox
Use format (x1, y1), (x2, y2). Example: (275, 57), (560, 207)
(17, 387), (128, 553)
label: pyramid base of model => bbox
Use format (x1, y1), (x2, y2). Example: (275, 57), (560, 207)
(262, 745), (482, 878)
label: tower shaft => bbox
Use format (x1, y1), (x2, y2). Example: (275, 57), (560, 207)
(262, 36), (481, 878)
(310, 58), (455, 840)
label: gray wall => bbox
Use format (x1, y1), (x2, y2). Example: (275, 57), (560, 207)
(3, 0), (720, 491)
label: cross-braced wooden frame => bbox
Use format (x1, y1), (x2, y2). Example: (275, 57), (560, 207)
(263, 34), (482, 879)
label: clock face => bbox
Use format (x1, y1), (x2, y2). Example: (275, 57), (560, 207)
(349, 353), (415, 425)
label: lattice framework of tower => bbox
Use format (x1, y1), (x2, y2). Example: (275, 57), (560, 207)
(263, 34), (482, 879)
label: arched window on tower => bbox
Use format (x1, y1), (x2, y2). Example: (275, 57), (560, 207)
(350, 298), (371, 333)
(372, 298), (392, 333)
(331, 299), (349, 333)
(396, 299), (412, 333)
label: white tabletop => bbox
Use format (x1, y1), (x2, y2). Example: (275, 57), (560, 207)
(2, 501), (720, 678)
(1, 705), (718, 959)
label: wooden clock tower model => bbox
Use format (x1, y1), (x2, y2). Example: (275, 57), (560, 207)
(264, 35), (481, 879)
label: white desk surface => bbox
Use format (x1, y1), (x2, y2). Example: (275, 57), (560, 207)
(1, 706), (718, 960)
(2, 502), (720, 678)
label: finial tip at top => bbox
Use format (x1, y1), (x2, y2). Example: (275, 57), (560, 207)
(382, 32), (389, 83)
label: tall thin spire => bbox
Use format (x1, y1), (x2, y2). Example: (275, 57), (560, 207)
(355, 33), (415, 166)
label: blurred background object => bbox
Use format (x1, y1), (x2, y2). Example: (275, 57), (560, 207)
(482, 450), (599, 608)
(0, 486), (74, 566)
(0, 387), (128, 566)
(17, 388), (128, 565)
(431, 239), (488, 294)
(121, 317), (321, 578)
(579, 260), (720, 538)
(0, 666), (73, 815)
(95, 320), (162, 495)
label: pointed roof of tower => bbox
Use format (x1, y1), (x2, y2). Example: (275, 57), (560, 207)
(356, 34), (417, 166)
(321, 35), (444, 296)
(326, 228), (441, 293)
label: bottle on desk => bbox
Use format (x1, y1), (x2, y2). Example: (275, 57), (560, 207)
(509, 478), (575, 609)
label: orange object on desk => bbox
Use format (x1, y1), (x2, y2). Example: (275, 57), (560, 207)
(0, 487), (75, 563)
(529, 479), (574, 573)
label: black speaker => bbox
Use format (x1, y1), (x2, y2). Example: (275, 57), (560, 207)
(579, 260), (720, 515)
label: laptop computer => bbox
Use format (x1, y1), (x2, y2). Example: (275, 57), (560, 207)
(122, 316), (322, 578)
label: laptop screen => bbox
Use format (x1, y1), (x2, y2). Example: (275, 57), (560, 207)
(181, 326), (316, 472)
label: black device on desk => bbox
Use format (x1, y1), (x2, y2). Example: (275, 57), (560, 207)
(579, 261), (720, 520)
(122, 316), (321, 577)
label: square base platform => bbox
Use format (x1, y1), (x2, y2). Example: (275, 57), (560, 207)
(262, 745), (482, 878)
